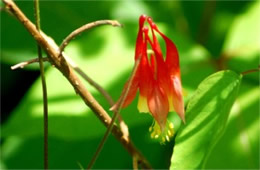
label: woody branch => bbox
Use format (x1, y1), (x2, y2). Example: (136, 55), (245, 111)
(3, 0), (151, 168)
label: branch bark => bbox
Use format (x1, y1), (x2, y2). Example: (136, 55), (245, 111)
(3, 0), (151, 168)
(11, 57), (49, 70)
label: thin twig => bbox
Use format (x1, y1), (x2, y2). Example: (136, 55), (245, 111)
(241, 66), (260, 75)
(3, 0), (151, 168)
(11, 57), (49, 70)
(34, 0), (48, 169)
(62, 54), (129, 138)
(58, 19), (127, 135)
(59, 20), (122, 55)
(59, 19), (128, 135)
(74, 67), (129, 137)
(87, 57), (140, 169)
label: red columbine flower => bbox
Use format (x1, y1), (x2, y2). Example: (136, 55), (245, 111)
(112, 15), (185, 142)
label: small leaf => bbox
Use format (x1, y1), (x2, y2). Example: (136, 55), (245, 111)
(170, 70), (242, 169)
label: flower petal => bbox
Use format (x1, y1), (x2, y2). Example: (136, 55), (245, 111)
(137, 95), (149, 113)
(171, 76), (185, 123)
(151, 23), (185, 123)
(135, 15), (147, 60)
(147, 81), (169, 130)
(147, 17), (163, 56)
(144, 26), (172, 96)
(139, 27), (153, 97)
(111, 15), (147, 111)
(152, 25), (180, 75)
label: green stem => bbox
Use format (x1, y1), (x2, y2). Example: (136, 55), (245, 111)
(34, 0), (48, 169)
(87, 57), (141, 169)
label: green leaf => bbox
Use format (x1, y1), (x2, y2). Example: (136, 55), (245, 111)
(170, 70), (242, 169)
(204, 82), (259, 169)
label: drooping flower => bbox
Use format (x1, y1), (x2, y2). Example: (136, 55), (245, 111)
(111, 15), (185, 142)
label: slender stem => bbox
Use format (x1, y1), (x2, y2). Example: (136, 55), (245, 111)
(59, 20), (122, 55)
(3, 0), (151, 168)
(11, 57), (49, 70)
(87, 57), (141, 169)
(34, 0), (48, 169)
(241, 66), (260, 75)
(62, 54), (129, 137)
(59, 19), (128, 136)
(75, 67), (114, 105)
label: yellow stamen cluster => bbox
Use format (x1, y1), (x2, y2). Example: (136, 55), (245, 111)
(149, 120), (175, 144)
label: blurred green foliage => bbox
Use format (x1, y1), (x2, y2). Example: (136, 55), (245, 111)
(1, 0), (259, 169)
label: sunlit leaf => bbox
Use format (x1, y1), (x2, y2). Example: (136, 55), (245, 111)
(204, 82), (259, 169)
(170, 70), (242, 169)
